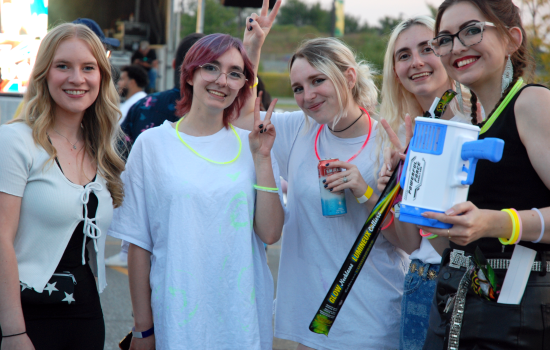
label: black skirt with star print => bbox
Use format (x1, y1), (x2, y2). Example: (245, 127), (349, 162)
(21, 193), (103, 321)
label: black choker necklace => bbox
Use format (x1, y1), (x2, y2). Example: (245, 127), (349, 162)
(328, 110), (364, 132)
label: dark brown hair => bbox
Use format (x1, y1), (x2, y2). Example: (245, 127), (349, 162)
(435, 0), (535, 124)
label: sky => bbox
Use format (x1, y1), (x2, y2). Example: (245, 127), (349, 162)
(300, 0), (525, 27)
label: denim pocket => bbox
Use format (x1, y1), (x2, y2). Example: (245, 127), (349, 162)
(404, 271), (423, 295)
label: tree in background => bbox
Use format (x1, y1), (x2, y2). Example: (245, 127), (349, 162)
(522, 0), (550, 81)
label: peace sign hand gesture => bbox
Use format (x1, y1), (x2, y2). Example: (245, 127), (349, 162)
(377, 114), (413, 192)
(243, 0), (281, 52)
(249, 92), (278, 159)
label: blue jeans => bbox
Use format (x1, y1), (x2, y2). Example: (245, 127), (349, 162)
(400, 259), (440, 350)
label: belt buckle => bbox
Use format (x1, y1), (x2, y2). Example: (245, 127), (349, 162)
(449, 250), (467, 269)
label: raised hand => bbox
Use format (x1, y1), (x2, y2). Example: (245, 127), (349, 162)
(249, 92), (278, 159)
(243, 0), (281, 52)
(378, 114), (413, 189)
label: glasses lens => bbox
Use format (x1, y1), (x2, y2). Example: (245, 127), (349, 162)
(227, 72), (246, 89)
(200, 64), (220, 82)
(200, 64), (246, 89)
(459, 23), (484, 47)
(431, 36), (453, 56)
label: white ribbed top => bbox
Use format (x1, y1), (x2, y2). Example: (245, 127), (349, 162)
(0, 122), (112, 293)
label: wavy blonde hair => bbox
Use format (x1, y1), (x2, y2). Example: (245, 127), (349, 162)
(375, 16), (471, 173)
(289, 37), (378, 129)
(15, 23), (125, 207)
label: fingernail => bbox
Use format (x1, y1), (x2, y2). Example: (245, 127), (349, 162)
(260, 129), (263, 133)
(324, 184), (328, 188)
(329, 188), (333, 192)
(263, 128), (267, 132)
(325, 163), (329, 166)
(421, 213), (428, 217)
(249, 27), (253, 31)
(249, 18), (253, 22)
(445, 209), (455, 215)
(322, 179), (326, 183)
(259, 124), (263, 128)
(387, 164), (391, 171)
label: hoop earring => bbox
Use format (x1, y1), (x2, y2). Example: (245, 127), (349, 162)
(501, 54), (513, 95)
(455, 80), (464, 113)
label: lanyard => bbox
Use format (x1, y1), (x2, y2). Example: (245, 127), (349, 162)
(175, 117), (242, 165)
(314, 107), (372, 162)
(480, 78), (524, 135)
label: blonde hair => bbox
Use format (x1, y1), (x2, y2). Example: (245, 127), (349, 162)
(289, 37), (378, 128)
(15, 23), (125, 207)
(376, 16), (471, 173)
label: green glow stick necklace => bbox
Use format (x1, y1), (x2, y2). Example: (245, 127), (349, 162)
(175, 117), (242, 164)
(480, 78), (524, 135)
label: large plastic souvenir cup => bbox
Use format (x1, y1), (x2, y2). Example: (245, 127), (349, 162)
(399, 117), (504, 229)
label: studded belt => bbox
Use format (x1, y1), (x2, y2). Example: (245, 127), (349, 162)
(409, 262), (438, 280)
(449, 249), (550, 271)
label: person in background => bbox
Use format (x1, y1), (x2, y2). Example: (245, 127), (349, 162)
(0, 23), (124, 350)
(117, 65), (148, 124)
(105, 33), (205, 268)
(132, 41), (158, 92)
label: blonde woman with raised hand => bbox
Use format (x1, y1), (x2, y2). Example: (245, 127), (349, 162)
(235, 2), (409, 348)
(375, 16), (477, 350)
(0, 23), (124, 350)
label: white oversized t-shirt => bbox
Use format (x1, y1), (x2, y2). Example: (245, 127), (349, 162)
(264, 111), (409, 350)
(108, 121), (280, 350)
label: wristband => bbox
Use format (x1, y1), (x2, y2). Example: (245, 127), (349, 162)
(511, 209), (522, 244)
(132, 326), (154, 339)
(2, 331), (26, 338)
(355, 186), (374, 204)
(250, 76), (258, 88)
(381, 211), (394, 230)
(532, 208), (545, 243)
(499, 209), (520, 245)
(254, 184), (278, 193)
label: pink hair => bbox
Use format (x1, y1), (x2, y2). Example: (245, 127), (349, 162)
(176, 34), (255, 128)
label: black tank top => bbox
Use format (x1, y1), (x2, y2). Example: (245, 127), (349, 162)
(451, 84), (550, 254)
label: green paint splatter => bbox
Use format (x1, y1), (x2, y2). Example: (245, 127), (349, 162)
(227, 172), (241, 181)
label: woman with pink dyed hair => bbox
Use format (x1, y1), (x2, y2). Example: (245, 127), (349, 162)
(108, 32), (284, 350)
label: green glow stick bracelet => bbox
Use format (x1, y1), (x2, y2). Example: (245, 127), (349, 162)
(175, 117), (242, 165)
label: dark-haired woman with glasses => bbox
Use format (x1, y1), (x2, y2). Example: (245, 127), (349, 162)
(417, 1), (550, 349)
(108, 33), (284, 350)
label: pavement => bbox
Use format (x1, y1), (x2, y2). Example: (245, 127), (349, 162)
(101, 236), (299, 350)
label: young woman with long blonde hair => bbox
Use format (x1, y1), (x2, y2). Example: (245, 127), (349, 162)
(0, 23), (124, 349)
(375, 15), (475, 350)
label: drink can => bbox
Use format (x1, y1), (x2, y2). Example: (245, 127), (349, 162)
(318, 159), (347, 217)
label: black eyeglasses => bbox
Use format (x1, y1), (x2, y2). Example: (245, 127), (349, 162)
(429, 22), (496, 57)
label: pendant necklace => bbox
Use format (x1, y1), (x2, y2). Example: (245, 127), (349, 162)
(53, 128), (78, 150)
(314, 107), (373, 162)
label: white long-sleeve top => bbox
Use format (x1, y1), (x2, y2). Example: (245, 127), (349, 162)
(0, 122), (112, 293)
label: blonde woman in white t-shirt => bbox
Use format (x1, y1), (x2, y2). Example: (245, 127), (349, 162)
(0, 23), (124, 349)
(234, 2), (409, 348)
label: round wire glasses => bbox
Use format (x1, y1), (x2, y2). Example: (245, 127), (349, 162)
(198, 63), (248, 89)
